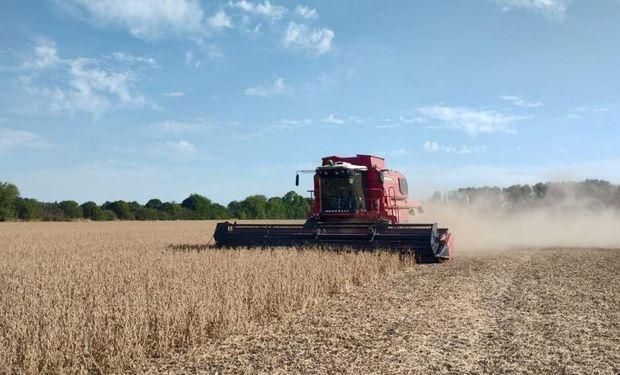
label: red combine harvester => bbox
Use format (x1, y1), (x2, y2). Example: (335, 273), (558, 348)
(214, 154), (454, 263)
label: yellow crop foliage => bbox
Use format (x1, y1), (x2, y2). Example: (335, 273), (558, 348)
(0, 221), (406, 374)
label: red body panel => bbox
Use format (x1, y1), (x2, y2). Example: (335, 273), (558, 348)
(309, 154), (422, 224)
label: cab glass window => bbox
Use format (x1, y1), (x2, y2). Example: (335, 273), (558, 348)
(398, 178), (408, 196)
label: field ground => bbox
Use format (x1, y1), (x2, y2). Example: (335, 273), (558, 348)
(153, 249), (620, 375)
(0, 222), (618, 374)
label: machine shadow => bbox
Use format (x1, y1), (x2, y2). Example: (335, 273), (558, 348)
(166, 243), (216, 252)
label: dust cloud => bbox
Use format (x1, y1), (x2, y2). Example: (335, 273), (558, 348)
(408, 181), (620, 251)
(410, 203), (620, 251)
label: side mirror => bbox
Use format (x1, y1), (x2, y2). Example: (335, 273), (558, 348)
(378, 171), (384, 183)
(295, 174), (300, 186)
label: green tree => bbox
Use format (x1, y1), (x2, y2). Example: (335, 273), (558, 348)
(181, 194), (212, 219)
(102, 201), (134, 220)
(156, 211), (172, 220)
(240, 195), (267, 219)
(161, 202), (195, 219)
(209, 203), (229, 219)
(266, 197), (286, 219)
(16, 198), (42, 220)
(145, 199), (163, 210)
(81, 201), (102, 220)
(41, 203), (66, 221)
(161, 202), (183, 219)
(127, 201), (143, 216)
(282, 191), (310, 219)
(227, 200), (246, 219)
(59, 200), (83, 219)
(100, 209), (117, 221)
(0, 182), (19, 221)
(134, 207), (160, 220)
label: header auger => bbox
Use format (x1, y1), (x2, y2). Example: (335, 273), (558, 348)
(214, 154), (454, 263)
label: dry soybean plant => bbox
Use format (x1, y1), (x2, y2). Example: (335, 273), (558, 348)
(0, 221), (408, 374)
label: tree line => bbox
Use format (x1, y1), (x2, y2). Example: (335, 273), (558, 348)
(0, 182), (311, 222)
(3, 179), (619, 222)
(432, 179), (620, 212)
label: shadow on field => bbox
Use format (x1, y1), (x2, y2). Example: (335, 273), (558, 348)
(167, 243), (215, 252)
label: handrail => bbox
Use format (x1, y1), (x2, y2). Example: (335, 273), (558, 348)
(387, 186), (399, 223)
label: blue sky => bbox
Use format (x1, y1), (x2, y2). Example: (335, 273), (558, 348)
(1, 0), (619, 204)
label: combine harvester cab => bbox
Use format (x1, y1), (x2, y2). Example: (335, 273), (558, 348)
(214, 154), (454, 263)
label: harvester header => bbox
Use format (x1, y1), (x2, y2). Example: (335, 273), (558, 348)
(215, 154), (454, 263)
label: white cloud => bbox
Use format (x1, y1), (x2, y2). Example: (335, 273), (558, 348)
(501, 95), (544, 108)
(0, 128), (50, 153)
(244, 78), (293, 97)
(23, 38), (60, 69)
(22, 55), (146, 119)
(423, 140), (484, 154)
(208, 10), (232, 30)
(21, 44), (154, 118)
(398, 115), (426, 124)
(376, 123), (402, 129)
(278, 118), (312, 126)
(149, 120), (210, 133)
(70, 58), (144, 105)
(238, 14), (263, 34)
(559, 106), (610, 121)
(164, 140), (196, 154)
(295, 5), (318, 19)
(417, 106), (523, 136)
(324, 113), (346, 125)
(347, 116), (366, 124)
(162, 91), (186, 97)
(424, 141), (452, 153)
(252, 0), (286, 19)
(184, 42), (224, 68)
(229, 0), (287, 20)
(493, 0), (569, 20)
(283, 22), (334, 56)
(575, 106), (609, 113)
(54, 0), (206, 39)
(110, 52), (157, 66)
(232, 1), (254, 12)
